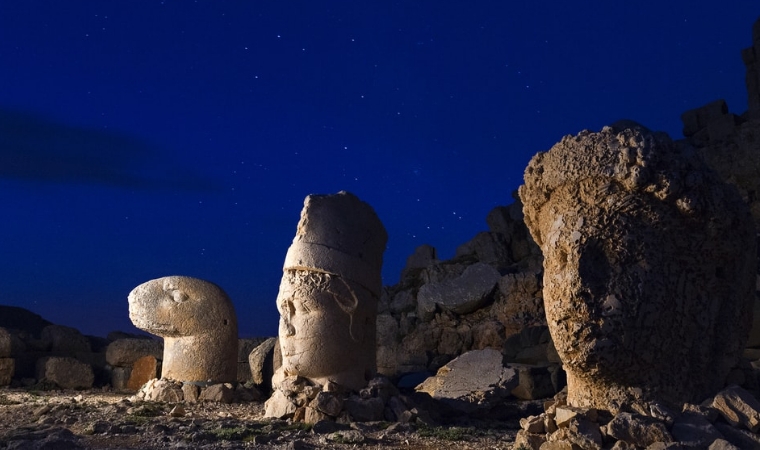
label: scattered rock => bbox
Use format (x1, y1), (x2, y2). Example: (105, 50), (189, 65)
(36, 356), (94, 389)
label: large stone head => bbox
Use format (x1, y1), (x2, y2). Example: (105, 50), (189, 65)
(128, 276), (238, 383)
(519, 124), (756, 410)
(276, 191), (387, 391)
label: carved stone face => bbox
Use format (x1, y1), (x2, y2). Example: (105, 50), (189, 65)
(276, 270), (375, 390)
(520, 126), (756, 410)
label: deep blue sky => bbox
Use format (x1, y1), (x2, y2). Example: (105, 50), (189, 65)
(0, 1), (757, 338)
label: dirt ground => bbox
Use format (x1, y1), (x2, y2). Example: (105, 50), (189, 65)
(0, 388), (530, 449)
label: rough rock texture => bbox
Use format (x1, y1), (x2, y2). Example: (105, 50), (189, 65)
(376, 196), (547, 380)
(105, 338), (163, 367)
(126, 356), (159, 391)
(0, 358), (13, 386)
(128, 276), (239, 383)
(36, 356), (94, 389)
(415, 348), (518, 414)
(248, 337), (278, 390)
(519, 125), (757, 411)
(40, 325), (91, 354)
(272, 191), (387, 395)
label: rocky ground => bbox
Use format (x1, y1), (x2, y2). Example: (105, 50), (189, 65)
(0, 387), (530, 449)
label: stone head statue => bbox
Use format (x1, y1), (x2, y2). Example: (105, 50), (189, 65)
(519, 124), (756, 411)
(128, 276), (238, 384)
(274, 191), (387, 392)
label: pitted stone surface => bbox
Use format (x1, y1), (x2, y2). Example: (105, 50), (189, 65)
(128, 276), (238, 383)
(519, 125), (756, 411)
(416, 262), (500, 316)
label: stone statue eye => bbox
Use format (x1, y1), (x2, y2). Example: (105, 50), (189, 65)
(170, 290), (189, 303)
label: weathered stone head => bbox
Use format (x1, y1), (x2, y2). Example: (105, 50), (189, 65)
(274, 191), (387, 392)
(128, 276), (238, 383)
(519, 124), (756, 411)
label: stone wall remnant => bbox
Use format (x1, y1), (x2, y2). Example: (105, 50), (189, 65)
(519, 124), (757, 412)
(128, 276), (238, 384)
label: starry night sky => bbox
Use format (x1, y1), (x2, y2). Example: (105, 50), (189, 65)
(0, 1), (757, 338)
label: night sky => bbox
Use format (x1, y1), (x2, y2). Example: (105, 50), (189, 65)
(0, 2), (757, 339)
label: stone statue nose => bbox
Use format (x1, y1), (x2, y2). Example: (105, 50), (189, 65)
(282, 319), (295, 337)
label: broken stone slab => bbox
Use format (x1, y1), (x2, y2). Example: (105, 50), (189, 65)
(455, 231), (511, 269)
(546, 417), (603, 450)
(554, 405), (598, 428)
(707, 438), (741, 450)
(343, 395), (385, 422)
(40, 325), (91, 355)
(36, 356), (94, 390)
(670, 412), (725, 447)
(520, 414), (545, 433)
(415, 348), (518, 414)
(0, 358), (13, 386)
(109, 366), (131, 390)
(199, 383), (235, 403)
(711, 384), (760, 432)
(264, 388), (298, 419)
(514, 429), (546, 449)
(126, 355), (159, 391)
(604, 412), (673, 447)
(0, 328), (11, 357)
(510, 364), (557, 400)
(713, 421), (760, 449)
(105, 338), (163, 367)
(135, 378), (183, 403)
(248, 337), (277, 388)
(416, 262), (500, 318)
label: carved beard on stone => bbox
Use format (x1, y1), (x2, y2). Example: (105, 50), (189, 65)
(276, 269), (377, 390)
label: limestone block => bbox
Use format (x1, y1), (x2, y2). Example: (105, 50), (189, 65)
(36, 356), (94, 389)
(40, 325), (91, 355)
(604, 412), (672, 447)
(274, 191), (387, 394)
(343, 395), (385, 422)
(520, 125), (756, 411)
(713, 422), (760, 448)
(455, 231), (511, 268)
(712, 384), (760, 432)
(510, 364), (556, 401)
(514, 430), (546, 450)
(199, 383), (234, 403)
(105, 338), (163, 367)
(128, 276), (238, 383)
(0, 358), (14, 386)
(546, 418), (603, 450)
(415, 348), (518, 414)
(0, 328), (11, 357)
(248, 337), (277, 387)
(137, 378), (183, 402)
(708, 438), (741, 450)
(417, 262), (500, 316)
(265, 389), (297, 418)
(403, 244), (437, 271)
(182, 383), (200, 403)
(236, 337), (266, 383)
(126, 355), (158, 391)
(311, 391), (343, 417)
(110, 366), (131, 391)
(670, 412), (724, 447)
(520, 415), (545, 433)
